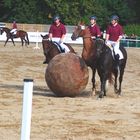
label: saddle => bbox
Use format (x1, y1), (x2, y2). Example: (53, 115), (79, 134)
(53, 41), (65, 53)
(106, 44), (123, 62)
(11, 31), (17, 37)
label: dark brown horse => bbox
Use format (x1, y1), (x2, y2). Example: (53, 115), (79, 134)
(41, 34), (75, 64)
(0, 27), (29, 46)
(71, 25), (127, 98)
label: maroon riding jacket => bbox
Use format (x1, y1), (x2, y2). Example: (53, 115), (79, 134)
(88, 24), (101, 37)
(106, 23), (123, 41)
(49, 23), (66, 38)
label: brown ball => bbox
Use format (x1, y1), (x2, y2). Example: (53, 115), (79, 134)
(45, 53), (89, 97)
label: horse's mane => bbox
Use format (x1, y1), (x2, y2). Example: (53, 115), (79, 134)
(83, 27), (92, 38)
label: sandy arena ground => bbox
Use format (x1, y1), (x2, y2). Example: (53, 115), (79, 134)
(0, 42), (140, 140)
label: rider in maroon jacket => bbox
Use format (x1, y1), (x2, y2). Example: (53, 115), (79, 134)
(49, 15), (70, 53)
(10, 20), (17, 35)
(88, 16), (101, 38)
(105, 15), (124, 60)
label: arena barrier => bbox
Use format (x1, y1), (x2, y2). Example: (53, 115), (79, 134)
(121, 38), (140, 48)
(0, 31), (140, 47)
(21, 79), (33, 140)
(0, 31), (83, 44)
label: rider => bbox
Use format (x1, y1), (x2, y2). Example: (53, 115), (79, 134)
(105, 15), (124, 60)
(48, 15), (70, 53)
(88, 16), (101, 39)
(10, 20), (17, 35)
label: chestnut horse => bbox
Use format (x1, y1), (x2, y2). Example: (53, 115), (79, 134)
(0, 27), (29, 46)
(41, 34), (75, 64)
(71, 25), (127, 98)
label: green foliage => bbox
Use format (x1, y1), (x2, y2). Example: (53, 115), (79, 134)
(124, 24), (140, 36)
(0, 0), (139, 34)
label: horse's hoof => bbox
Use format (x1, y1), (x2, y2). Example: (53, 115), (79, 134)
(98, 94), (104, 99)
(114, 89), (119, 94)
(43, 61), (47, 64)
(92, 90), (96, 96)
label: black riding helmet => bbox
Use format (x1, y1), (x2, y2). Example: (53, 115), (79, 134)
(110, 15), (119, 21)
(90, 16), (97, 20)
(53, 15), (60, 22)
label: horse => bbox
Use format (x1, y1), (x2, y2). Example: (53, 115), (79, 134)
(71, 25), (127, 98)
(0, 27), (29, 46)
(41, 34), (76, 64)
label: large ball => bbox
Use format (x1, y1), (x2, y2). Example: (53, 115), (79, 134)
(45, 53), (89, 97)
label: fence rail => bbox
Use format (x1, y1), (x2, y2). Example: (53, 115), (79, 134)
(121, 38), (140, 48)
(0, 22), (140, 47)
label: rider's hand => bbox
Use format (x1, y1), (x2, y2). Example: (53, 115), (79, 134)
(48, 38), (52, 41)
(105, 40), (108, 45)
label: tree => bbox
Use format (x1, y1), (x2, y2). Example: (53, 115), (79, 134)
(0, 0), (139, 27)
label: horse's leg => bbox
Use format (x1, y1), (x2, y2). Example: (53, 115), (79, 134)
(11, 37), (15, 46)
(4, 37), (11, 46)
(21, 38), (24, 46)
(117, 61), (125, 95)
(24, 38), (28, 47)
(113, 67), (118, 93)
(99, 78), (106, 98)
(91, 68), (96, 96)
(98, 71), (108, 98)
(95, 69), (110, 98)
(4, 38), (9, 46)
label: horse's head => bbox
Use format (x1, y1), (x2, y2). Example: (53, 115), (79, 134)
(41, 35), (52, 52)
(71, 25), (86, 40)
(41, 34), (57, 63)
(0, 27), (4, 34)
(0, 27), (11, 35)
(41, 34), (49, 40)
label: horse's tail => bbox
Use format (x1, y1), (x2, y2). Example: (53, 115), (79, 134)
(26, 33), (29, 45)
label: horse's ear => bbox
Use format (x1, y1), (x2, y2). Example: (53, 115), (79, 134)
(78, 21), (85, 26)
(81, 21), (85, 25)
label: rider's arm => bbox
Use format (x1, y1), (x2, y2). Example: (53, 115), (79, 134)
(116, 35), (122, 43)
(49, 33), (52, 41)
(60, 34), (66, 43)
(105, 34), (109, 41)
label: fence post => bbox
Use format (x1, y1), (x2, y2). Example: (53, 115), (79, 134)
(34, 30), (40, 49)
(21, 79), (33, 140)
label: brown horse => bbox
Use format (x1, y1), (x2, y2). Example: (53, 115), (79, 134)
(0, 27), (29, 46)
(41, 34), (76, 64)
(71, 25), (127, 98)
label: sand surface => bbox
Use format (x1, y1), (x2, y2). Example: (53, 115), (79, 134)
(0, 42), (140, 140)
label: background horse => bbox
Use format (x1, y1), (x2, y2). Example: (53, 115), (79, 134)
(71, 25), (127, 98)
(41, 34), (75, 64)
(0, 27), (29, 46)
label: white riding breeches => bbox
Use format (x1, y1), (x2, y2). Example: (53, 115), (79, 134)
(106, 40), (123, 60)
(10, 29), (17, 34)
(52, 37), (70, 53)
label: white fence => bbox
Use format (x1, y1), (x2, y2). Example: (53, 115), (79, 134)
(0, 31), (83, 44)
(0, 31), (140, 47)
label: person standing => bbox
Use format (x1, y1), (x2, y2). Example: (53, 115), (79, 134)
(88, 16), (101, 39)
(10, 20), (17, 35)
(48, 15), (70, 53)
(105, 15), (124, 60)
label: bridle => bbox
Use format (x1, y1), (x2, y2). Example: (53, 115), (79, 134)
(43, 39), (53, 55)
